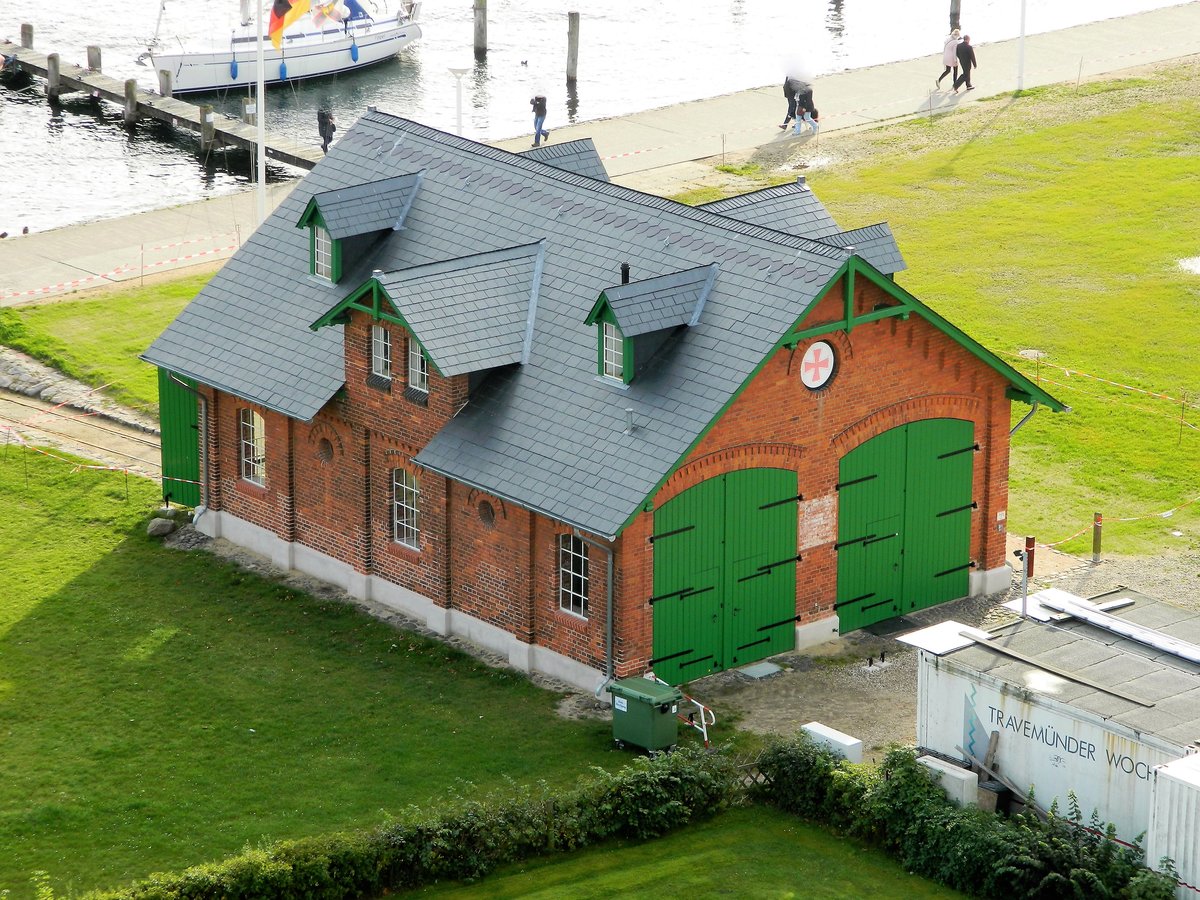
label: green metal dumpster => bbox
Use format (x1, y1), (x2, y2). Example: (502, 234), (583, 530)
(609, 677), (683, 751)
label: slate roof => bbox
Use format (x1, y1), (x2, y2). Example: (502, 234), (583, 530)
(518, 138), (610, 182)
(302, 172), (423, 240)
(597, 265), (717, 336)
(699, 180), (906, 275)
(142, 112), (948, 538)
(374, 243), (543, 376)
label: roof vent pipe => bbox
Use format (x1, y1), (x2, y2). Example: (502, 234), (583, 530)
(797, 175), (806, 185)
(372, 269), (383, 278)
(624, 408), (635, 434)
(621, 263), (630, 285)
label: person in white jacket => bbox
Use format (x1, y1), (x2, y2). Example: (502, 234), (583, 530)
(936, 29), (961, 89)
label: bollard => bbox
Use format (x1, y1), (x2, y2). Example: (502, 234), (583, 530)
(21, 23), (33, 49)
(473, 0), (486, 58)
(157, 68), (173, 98)
(200, 103), (215, 151)
(46, 52), (60, 100)
(87, 45), (101, 71)
(1024, 535), (1035, 579)
(566, 11), (579, 83)
(241, 96), (257, 126)
(1092, 512), (1102, 563)
(124, 78), (138, 124)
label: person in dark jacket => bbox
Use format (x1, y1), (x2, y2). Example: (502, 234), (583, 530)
(530, 94), (550, 147)
(953, 35), (977, 92)
(317, 109), (336, 153)
(780, 75), (804, 129)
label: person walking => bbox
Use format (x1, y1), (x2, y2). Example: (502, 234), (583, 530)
(953, 35), (977, 93)
(780, 75), (804, 130)
(317, 109), (336, 153)
(936, 29), (961, 89)
(530, 94), (550, 147)
(792, 84), (819, 136)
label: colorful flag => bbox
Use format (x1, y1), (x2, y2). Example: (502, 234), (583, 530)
(269, 0), (311, 49)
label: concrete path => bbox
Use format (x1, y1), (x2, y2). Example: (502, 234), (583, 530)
(1, 2), (1198, 304)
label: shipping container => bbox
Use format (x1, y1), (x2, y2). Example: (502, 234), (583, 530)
(1146, 753), (1200, 899)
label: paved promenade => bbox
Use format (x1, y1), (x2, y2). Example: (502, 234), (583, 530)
(2, 2), (1198, 304)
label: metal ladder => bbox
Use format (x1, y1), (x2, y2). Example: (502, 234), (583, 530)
(647, 672), (716, 748)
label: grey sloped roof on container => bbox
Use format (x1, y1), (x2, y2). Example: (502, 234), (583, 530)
(699, 180), (906, 276)
(303, 172), (423, 240)
(597, 264), (716, 336)
(376, 243), (543, 376)
(518, 138), (610, 182)
(145, 112), (857, 538)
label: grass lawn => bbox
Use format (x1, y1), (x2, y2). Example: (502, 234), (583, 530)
(0, 449), (620, 898)
(411, 805), (965, 899)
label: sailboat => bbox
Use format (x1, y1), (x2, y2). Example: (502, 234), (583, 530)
(143, 0), (422, 94)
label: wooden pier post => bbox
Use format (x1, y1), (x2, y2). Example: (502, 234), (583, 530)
(46, 52), (61, 100)
(20, 23), (33, 49)
(124, 79), (139, 125)
(200, 104), (216, 152)
(157, 69), (173, 98)
(473, 0), (487, 59)
(241, 96), (257, 126)
(566, 12), (579, 83)
(87, 46), (101, 71)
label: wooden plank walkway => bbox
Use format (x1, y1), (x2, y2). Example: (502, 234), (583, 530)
(5, 44), (322, 171)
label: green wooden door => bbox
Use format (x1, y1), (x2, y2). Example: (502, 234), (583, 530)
(651, 468), (798, 685)
(157, 368), (201, 508)
(835, 419), (974, 632)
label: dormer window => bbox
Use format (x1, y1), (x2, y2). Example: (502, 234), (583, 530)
(602, 322), (625, 380)
(313, 225), (333, 279)
(408, 335), (429, 394)
(371, 324), (392, 379)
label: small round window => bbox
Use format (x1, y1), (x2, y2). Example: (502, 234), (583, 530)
(800, 340), (837, 391)
(316, 438), (334, 463)
(477, 500), (496, 528)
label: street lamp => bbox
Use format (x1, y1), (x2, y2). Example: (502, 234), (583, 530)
(448, 67), (470, 136)
(1017, 0), (1027, 91)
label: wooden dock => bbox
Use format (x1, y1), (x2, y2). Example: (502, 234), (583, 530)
(4, 42), (323, 171)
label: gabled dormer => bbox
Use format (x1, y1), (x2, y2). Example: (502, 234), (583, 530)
(585, 263), (719, 385)
(295, 172), (424, 283)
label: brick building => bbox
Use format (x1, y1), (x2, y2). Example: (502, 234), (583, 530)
(146, 112), (1063, 692)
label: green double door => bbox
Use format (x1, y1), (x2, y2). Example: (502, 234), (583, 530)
(650, 468), (799, 685)
(835, 418), (976, 632)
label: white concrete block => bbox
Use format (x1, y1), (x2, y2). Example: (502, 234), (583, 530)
(918, 755), (979, 806)
(803, 721), (863, 763)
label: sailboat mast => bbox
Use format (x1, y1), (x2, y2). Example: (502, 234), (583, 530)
(256, 0), (266, 223)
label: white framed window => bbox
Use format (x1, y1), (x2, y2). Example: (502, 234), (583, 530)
(239, 409), (265, 486)
(408, 335), (428, 393)
(558, 534), (589, 618)
(392, 468), (420, 549)
(602, 321), (624, 380)
(313, 225), (333, 279)
(371, 324), (391, 379)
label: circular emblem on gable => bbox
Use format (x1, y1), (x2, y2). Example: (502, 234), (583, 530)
(800, 340), (836, 390)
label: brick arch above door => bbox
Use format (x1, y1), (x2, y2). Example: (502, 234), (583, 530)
(831, 393), (983, 456)
(655, 442), (806, 509)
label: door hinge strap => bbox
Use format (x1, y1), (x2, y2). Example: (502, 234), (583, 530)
(757, 613), (805, 633)
(737, 637), (771, 652)
(736, 570), (769, 584)
(861, 595), (898, 612)
(834, 533), (876, 550)
(754, 553), (802, 574)
(833, 592), (875, 610)
(935, 561), (977, 578)
(679, 654), (715, 669)
(649, 647), (694, 666)
(862, 532), (898, 547)
(682, 585), (715, 599)
(835, 474), (877, 490)
(648, 524), (695, 544)
(938, 443), (980, 459)
(648, 587), (691, 606)
(759, 493), (805, 510)
(936, 501), (978, 518)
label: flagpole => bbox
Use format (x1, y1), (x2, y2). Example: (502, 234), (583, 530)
(256, 0), (266, 224)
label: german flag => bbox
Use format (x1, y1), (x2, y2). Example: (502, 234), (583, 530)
(269, 0), (311, 49)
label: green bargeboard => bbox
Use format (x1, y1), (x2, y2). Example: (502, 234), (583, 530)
(836, 419), (974, 632)
(157, 368), (201, 508)
(651, 468), (798, 685)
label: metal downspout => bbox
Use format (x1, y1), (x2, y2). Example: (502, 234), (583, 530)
(168, 374), (210, 516)
(573, 529), (615, 692)
(1009, 399), (1040, 436)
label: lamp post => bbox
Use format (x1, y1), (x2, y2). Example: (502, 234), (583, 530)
(1017, 0), (1027, 91)
(448, 67), (469, 135)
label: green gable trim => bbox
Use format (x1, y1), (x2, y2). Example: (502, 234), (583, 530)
(296, 197), (323, 230)
(309, 278), (443, 376)
(611, 257), (1065, 538)
(584, 292), (611, 327)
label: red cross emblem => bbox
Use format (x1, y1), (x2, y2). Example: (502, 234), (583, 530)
(801, 341), (835, 389)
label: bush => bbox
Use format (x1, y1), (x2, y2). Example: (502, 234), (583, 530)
(84, 746), (735, 899)
(753, 734), (1177, 900)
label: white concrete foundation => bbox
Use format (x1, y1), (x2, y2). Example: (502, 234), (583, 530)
(918, 755), (979, 807)
(803, 721), (863, 763)
(795, 614), (840, 650)
(970, 564), (1011, 598)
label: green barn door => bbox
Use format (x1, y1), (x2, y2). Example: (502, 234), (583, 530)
(835, 419), (975, 632)
(652, 469), (798, 685)
(157, 369), (201, 508)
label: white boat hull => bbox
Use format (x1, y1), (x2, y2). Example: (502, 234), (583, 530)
(150, 14), (421, 94)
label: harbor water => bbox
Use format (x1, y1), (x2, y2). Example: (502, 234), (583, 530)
(0, 0), (1186, 235)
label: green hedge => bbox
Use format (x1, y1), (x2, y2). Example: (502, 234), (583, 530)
(753, 735), (1178, 900)
(84, 746), (735, 899)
